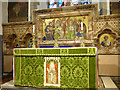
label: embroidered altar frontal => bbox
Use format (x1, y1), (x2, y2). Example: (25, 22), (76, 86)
(13, 47), (97, 88)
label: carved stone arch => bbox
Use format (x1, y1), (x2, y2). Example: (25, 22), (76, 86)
(24, 33), (33, 38)
(97, 29), (117, 39)
(20, 25), (33, 41)
(96, 29), (117, 49)
(11, 26), (17, 35)
(3, 34), (9, 41)
(6, 34), (17, 48)
(21, 30), (32, 41)
(23, 33), (33, 47)
(7, 34), (17, 42)
(96, 22), (118, 37)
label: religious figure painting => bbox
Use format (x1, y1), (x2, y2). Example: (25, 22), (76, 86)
(44, 57), (60, 87)
(100, 34), (114, 47)
(42, 16), (88, 41)
(8, 1), (28, 22)
(27, 38), (33, 48)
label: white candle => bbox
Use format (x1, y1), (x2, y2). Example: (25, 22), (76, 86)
(33, 25), (35, 33)
(81, 21), (83, 30)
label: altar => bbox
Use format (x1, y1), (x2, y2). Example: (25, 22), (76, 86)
(13, 47), (98, 88)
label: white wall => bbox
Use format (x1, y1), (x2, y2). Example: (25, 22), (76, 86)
(2, 2), (8, 23)
(0, 2), (8, 35)
(0, 1), (2, 77)
(37, 0), (48, 10)
(99, 0), (110, 15)
(0, 1), (2, 35)
(0, 0), (48, 34)
(28, 1), (48, 21)
(91, 0), (100, 14)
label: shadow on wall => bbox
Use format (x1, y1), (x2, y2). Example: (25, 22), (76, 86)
(118, 55), (120, 76)
(99, 64), (119, 76)
(98, 55), (119, 76)
(0, 35), (2, 82)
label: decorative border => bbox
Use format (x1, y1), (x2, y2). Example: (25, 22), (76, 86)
(13, 47), (98, 88)
(13, 47), (97, 56)
(33, 4), (98, 48)
(44, 57), (60, 87)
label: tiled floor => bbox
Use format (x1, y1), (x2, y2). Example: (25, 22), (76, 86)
(0, 73), (13, 84)
(101, 77), (117, 88)
(1, 74), (120, 89)
(111, 77), (120, 88)
(0, 74), (13, 89)
(98, 76), (105, 88)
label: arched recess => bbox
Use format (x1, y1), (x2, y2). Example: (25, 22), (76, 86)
(23, 33), (33, 47)
(97, 29), (117, 47)
(6, 34), (17, 49)
(96, 22), (118, 37)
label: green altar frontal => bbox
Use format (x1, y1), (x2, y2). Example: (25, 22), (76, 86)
(13, 47), (98, 88)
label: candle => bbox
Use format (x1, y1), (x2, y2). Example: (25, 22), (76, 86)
(81, 21), (83, 30)
(33, 25), (35, 33)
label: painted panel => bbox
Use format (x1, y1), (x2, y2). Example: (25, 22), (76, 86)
(8, 2), (28, 22)
(44, 57), (60, 87)
(42, 16), (88, 41)
(100, 34), (114, 47)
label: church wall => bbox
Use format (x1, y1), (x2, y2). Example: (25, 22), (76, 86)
(2, 3), (120, 76)
(2, 21), (33, 72)
(2, 21), (33, 55)
(110, 1), (120, 14)
(99, 1), (110, 15)
(0, 2), (2, 35)
(94, 14), (120, 76)
(0, 1), (3, 81)
(32, 4), (120, 76)
(1, 1), (48, 73)
(0, 35), (2, 80)
(94, 14), (120, 54)
(98, 55), (120, 76)
(28, 2), (48, 21)
(3, 55), (13, 72)
(0, 2), (9, 74)
(29, 2), (38, 21)
(37, 1), (48, 10)
(119, 55), (120, 76)
(2, 2), (8, 23)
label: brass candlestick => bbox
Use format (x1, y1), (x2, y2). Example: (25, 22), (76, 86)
(80, 37), (85, 47)
(54, 40), (59, 48)
(32, 33), (36, 48)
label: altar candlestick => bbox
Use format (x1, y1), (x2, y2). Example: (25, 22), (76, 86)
(81, 21), (83, 30)
(33, 25), (35, 33)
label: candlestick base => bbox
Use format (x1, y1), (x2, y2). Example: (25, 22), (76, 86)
(32, 33), (36, 48)
(54, 40), (59, 48)
(80, 38), (85, 47)
(32, 44), (36, 48)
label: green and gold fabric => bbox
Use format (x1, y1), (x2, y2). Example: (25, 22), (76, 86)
(14, 47), (97, 88)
